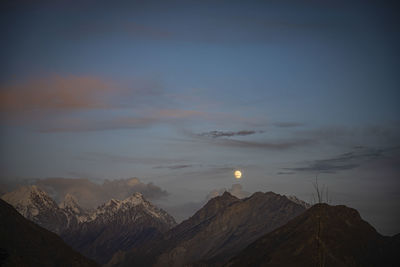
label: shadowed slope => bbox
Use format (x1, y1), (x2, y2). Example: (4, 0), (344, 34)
(0, 199), (98, 267)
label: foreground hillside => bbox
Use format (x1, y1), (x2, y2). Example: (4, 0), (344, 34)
(225, 204), (399, 267)
(0, 199), (98, 267)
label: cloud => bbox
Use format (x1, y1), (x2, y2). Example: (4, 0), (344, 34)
(205, 137), (313, 150)
(153, 164), (194, 170)
(35, 177), (168, 209)
(185, 129), (313, 150)
(0, 74), (209, 132)
(0, 75), (115, 113)
(40, 116), (159, 132)
(39, 108), (208, 132)
(77, 152), (187, 165)
(207, 184), (250, 200)
(199, 130), (263, 138)
(284, 146), (399, 174)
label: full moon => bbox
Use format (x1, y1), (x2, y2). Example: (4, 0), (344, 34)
(234, 170), (242, 179)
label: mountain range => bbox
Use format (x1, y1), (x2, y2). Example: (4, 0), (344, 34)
(1, 185), (398, 267)
(2, 185), (176, 264)
(109, 191), (306, 267)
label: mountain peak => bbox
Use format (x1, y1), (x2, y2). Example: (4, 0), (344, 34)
(1, 185), (68, 234)
(123, 192), (145, 204)
(60, 193), (79, 207)
(221, 191), (233, 198)
(1, 185), (57, 213)
(59, 193), (85, 216)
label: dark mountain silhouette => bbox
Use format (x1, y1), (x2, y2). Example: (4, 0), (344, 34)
(110, 191), (306, 267)
(0, 199), (97, 267)
(224, 203), (399, 267)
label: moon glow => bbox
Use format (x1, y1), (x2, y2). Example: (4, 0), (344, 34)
(234, 170), (242, 179)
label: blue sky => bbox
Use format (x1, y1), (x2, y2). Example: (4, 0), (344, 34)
(1, 0), (399, 234)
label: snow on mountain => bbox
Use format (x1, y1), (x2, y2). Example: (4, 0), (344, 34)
(61, 192), (176, 263)
(1, 185), (69, 233)
(287, 195), (312, 209)
(2, 185), (176, 263)
(59, 193), (91, 225)
(2, 185), (57, 217)
(87, 192), (175, 226)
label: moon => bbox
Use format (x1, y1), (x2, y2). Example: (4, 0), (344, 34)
(234, 170), (242, 179)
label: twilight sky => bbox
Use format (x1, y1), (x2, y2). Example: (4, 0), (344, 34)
(1, 0), (399, 235)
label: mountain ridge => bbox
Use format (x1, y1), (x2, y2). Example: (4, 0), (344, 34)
(111, 191), (306, 267)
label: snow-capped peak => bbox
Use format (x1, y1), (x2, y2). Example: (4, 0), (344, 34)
(85, 192), (175, 227)
(60, 193), (83, 214)
(1, 185), (58, 217)
(98, 193), (145, 212)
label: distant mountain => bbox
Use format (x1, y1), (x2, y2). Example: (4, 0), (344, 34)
(2, 186), (176, 264)
(61, 192), (176, 264)
(225, 203), (399, 267)
(0, 199), (97, 267)
(59, 193), (91, 228)
(111, 191), (306, 267)
(1, 185), (70, 234)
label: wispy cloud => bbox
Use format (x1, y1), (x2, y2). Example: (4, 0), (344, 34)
(211, 138), (313, 150)
(284, 146), (400, 174)
(41, 116), (158, 132)
(0, 74), (213, 132)
(153, 164), (194, 170)
(76, 152), (187, 166)
(186, 127), (313, 150)
(198, 130), (263, 138)
(0, 75), (114, 113)
(40, 109), (207, 132)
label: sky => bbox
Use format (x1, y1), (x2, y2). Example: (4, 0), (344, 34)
(1, 0), (399, 234)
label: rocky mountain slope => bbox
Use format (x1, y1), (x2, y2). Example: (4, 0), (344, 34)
(225, 203), (399, 267)
(1, 185), (70, 234)
(0, 199), (98, 267)
(111, 191), (306, 267)
(62, 192), (176, 264)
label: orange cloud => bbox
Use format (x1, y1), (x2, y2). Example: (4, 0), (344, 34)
(0, 75), (115, 112)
